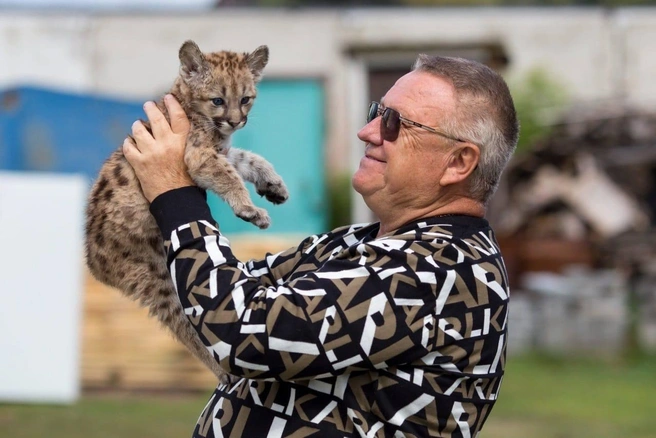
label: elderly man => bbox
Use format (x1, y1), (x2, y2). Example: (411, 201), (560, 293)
(124, 54), (518, 437)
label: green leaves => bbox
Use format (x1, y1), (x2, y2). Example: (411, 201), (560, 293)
(508, 68), (569, 154)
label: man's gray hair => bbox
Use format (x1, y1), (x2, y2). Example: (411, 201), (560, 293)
(412, 54), (519, 204)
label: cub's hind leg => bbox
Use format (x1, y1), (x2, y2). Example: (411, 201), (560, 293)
(85, 154), (225, 380)
(107, 224), (226, 381)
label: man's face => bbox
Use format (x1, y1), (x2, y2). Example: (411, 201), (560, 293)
(352, 70), (457, 216)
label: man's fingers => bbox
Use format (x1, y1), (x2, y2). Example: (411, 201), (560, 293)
(131, 120), (155, 149)
(164, 94), (190, 135)
(125, 135), (137, 148)
(143, 101), (170, 140)
(122, 138), (140, 164)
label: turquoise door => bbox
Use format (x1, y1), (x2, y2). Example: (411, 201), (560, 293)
(206, 79), (326, 236)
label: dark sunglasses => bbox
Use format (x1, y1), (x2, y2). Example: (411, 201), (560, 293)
(367, 101), (467, 143)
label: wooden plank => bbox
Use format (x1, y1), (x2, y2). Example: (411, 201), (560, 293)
(80, 236), (296, 391)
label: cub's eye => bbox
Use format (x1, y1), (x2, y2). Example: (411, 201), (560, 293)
(240, 97), (251, 105)
(211, 98), (224, 106)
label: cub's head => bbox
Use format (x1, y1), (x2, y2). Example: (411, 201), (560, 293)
(178, 40), (268, 136)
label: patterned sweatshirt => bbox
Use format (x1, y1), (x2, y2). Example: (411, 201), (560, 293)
(150, 187), (509, 438)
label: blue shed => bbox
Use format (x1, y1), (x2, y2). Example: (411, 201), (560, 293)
(0, 82), (326, 235)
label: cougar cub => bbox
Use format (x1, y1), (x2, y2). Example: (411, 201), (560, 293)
(85, 41), (288, 381)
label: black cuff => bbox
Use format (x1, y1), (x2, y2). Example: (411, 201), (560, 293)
(149, 186), (215, 237)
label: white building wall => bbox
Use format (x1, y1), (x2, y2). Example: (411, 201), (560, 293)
(615, 8), (656, 106)
(340, 8), (617, 100)
(0, 14), (94, 92)
(89, 11), (342, 98)
(0, 7), (654, 179)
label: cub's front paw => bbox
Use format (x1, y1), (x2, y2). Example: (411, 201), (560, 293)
(257, 179), (289, 205)
(236, 205), (271, 229)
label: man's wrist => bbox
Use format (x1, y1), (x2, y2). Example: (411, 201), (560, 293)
(144, 177), (195, 203)
(149, 186), (215, 237)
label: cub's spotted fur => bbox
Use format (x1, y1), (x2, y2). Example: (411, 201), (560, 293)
(85, 41), (288, 381)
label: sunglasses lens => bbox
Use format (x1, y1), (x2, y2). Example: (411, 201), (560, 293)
(367, 102), (378, 123)
(382, 108), (400, 141)
(367, 102), (400, 141)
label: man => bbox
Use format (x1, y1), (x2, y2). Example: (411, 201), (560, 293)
(123, 54), (519, 437)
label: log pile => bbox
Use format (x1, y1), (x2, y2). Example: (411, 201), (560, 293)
(492, 104), (656, 281)
(496, 104), (656, 241)
(494, 103), (656, 355)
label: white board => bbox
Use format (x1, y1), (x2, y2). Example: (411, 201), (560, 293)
(0, 171), (88, 403)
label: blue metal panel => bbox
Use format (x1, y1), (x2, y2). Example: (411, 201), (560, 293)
(0, 87), (144, 179)
(0, 81), (326, 235)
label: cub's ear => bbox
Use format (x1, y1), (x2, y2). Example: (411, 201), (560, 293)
(179, 40), (208, 83)
(245, 45), (269, 83)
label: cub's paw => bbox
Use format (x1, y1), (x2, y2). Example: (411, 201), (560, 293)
(256, 179), (289, 205)
(236, 205), (271, 229)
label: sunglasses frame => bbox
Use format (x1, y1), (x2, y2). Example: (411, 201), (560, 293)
(368, 101), (467, 143)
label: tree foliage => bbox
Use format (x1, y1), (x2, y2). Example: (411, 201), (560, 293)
(508, 68), (569, 154)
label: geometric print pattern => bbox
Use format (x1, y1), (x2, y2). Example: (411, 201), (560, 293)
(164, 215), (509, 437)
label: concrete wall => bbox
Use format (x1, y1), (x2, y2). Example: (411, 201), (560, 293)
(0, 171), (87, 403)
(1, 7), (655, 218)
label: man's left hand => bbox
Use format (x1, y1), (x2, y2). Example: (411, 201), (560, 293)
(123, 94), (195, 203)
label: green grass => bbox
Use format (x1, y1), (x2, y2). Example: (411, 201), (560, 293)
(484, 354), (656, 438)
(0, 393), (210, 438)
(2, 355), (655, 437)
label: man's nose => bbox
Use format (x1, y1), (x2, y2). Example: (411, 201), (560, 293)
(357, 116), (383, 145)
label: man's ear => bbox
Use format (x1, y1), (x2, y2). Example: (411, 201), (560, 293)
(439, 143), (480, 187)
(179, 40), (209, 84)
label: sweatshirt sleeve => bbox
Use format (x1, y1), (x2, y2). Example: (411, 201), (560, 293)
(160, 218), (443, 382)
(150, 186), (313, 286)
(149, 186), (214, 236)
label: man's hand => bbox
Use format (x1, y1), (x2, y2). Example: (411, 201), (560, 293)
(123, 94), (195, 203)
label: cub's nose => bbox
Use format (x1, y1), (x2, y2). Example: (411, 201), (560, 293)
(227, 120), (240, 128)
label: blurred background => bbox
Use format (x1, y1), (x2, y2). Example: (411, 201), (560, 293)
(1, 1), (656, 437)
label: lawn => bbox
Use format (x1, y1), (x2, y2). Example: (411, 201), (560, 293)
(2, 355), (655, 437)
(484, 354), (656, 437)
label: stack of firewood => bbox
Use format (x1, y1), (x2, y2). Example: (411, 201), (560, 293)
(495, 104), (656, 242)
